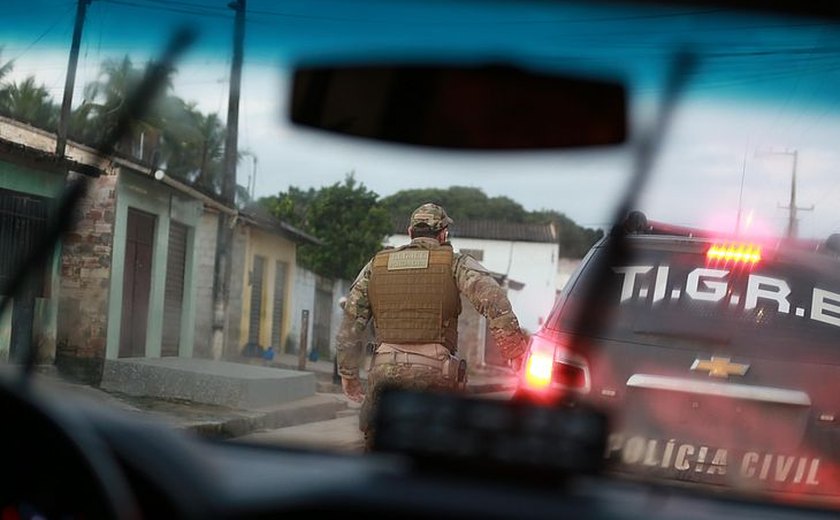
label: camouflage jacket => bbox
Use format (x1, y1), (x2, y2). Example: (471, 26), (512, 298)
(336, 237), (527, 378)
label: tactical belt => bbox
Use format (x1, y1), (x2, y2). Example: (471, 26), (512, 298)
(371, 343), (459, 381)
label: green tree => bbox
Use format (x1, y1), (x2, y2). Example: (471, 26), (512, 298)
(0, 51), (237, 198)
(71, 55), (155, 146)
(69, 55), (233, 196)
(0, 76), (58, 129)
(260, 174), (391, 280)
(525, 209), (604, 257)
(0, 47), (13, 84)
(154, 96), (226, 193)
(260, 186), (317, 227)
(381, 186), (602, 258)
(380, 186), (528, 222)
(189, 111), (227, 193)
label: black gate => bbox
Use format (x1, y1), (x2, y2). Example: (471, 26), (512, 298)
(247, 255), (265, 349)
(0, 188), (50, 360)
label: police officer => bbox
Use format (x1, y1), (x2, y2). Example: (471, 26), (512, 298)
(335, 202), (528, 451)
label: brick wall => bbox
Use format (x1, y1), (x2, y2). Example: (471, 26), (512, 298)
(55, 173), (117, 384)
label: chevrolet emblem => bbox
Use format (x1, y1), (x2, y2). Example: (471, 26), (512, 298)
(691, 356), (749, 378)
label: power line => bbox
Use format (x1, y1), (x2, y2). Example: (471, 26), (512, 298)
(8, 2), (76, 63)
(99, 0), (233, 19)
(754, 28), (829, 147)
(89, 0), (840, 29)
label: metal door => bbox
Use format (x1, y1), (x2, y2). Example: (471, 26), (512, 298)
(161, 221), (188, 356)
(0, 188), (49, 359)
(120, 208), (156, 358)
(247, 255), (265, 347)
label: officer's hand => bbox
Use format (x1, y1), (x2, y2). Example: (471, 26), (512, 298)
(341, 376), (365, 403)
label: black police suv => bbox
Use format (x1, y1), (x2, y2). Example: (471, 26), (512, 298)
(515, 213), (840, 507)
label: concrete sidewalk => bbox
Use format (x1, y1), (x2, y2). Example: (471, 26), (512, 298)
(36, 354), (517, 442)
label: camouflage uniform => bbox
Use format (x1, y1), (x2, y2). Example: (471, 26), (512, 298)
(336, 203), (528, 451)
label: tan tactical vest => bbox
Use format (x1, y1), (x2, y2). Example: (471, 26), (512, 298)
(368, 243), (461, 352)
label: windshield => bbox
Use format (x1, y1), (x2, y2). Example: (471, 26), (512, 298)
(3, 0), (840, 512)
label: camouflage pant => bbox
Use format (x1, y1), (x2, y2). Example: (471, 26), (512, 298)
(360, 362), (457, 452)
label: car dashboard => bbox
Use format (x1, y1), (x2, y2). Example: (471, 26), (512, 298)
(6, 376), (838, 520)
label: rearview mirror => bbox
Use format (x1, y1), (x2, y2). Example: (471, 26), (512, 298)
(289, 63), (627, 150)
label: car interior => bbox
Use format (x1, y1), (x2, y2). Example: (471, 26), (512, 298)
(2, 0), (840, 519)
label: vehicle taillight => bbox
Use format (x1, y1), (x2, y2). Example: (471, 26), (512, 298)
(706, 242), (761, 265)
(524, 345), (554, 389)
(521, 335), (590, 394)
(554, 361), (587, 389)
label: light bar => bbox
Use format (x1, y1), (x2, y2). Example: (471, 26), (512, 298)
(706, 243), (761, 264)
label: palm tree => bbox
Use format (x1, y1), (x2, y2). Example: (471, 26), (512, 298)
(0, 47), (13, 84)
(189, 111), (226, 193)
(0, 76), (58, 129)
(69, 53), (236, 196)
(154, 96), (226, 193)
(70, 55), (166, 150)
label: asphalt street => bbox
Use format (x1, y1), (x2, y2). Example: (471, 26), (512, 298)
(232, 389), (515, 453)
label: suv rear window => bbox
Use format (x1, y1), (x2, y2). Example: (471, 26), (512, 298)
(546, 238), (840, 353)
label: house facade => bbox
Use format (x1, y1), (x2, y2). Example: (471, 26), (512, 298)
(0, 136), (67, 365)
(0, 119), (209, 382)
(287, 268), (349, 362)
(233, 207), (320, 359)
(0, 116), (315, 384)
(556, 257), (584, 295)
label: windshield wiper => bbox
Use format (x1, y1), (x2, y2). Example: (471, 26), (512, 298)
(563, 49), (698, 366)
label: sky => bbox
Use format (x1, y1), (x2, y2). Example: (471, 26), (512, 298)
(5, 0), (840, 239)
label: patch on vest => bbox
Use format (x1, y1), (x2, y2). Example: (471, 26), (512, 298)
(387, 250), (430, 270)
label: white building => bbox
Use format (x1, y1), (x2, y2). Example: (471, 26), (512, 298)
(556, 257), (584, 295)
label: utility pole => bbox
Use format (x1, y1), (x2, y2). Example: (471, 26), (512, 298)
(56, 0), (92, 157)
(211, 0), (246, 360)
(756, 149), (813, 239)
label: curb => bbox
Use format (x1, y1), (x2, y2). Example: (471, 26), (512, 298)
(170, 394), (350, 440)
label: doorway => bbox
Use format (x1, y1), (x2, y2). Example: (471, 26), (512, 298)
(0, 188), (49, 360)
(120, 208), (156, 358)
(247, 255), (266, 350)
